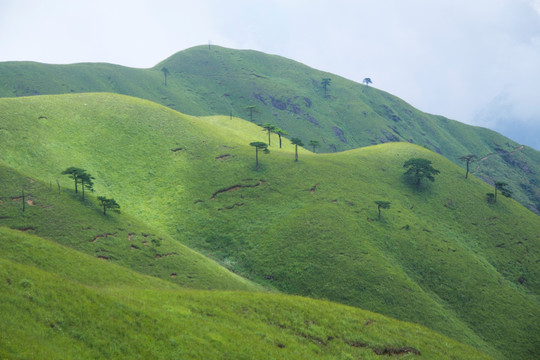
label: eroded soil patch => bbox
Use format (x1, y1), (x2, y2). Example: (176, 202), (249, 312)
(211, 179), (264, 200)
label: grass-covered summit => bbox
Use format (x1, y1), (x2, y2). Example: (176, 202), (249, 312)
(1, 93), (538, 359)
(0, 45), (538, 213)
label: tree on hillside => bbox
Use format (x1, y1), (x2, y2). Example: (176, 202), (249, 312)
(309, 140), (321, 153)
(363, 78), (372, 86)
(488, 181), (513, 204)
(374, 201), (391, 220)
(97, 196), (120, 215)
(459, 154), (477, 179)
(79, 172), (95, 200)
(260, 123), (276, 146)
(62, 167), (85, 193)
(161, 67), (170, 86)
(321, 78), (331, 97)
(403, 158), (440, 187)
(245, 105), (259, 122)
(291, 137), (304, 162)
(249, 141), (269, 171)
(274, 127), (288, 149)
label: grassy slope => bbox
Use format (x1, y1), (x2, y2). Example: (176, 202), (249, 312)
(0, 45), (538, 213)
(1, 93), (538, 359)
(0, 165), (260, 292)
(0, 228), (493, 360)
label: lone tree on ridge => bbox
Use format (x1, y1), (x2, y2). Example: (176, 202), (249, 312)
(321, 78), (331, 97)
(363, 78), (372, 86)
(403, 158), (440, 187)
(250, 141), (269, 171)
(459, 154), (477, 179)
(291, 137), (304, 162)
(374, 201), (391, 220)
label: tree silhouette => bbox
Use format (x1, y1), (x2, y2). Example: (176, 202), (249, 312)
(250, 141), (269, 170)
(98, 196), (120, 215)
(274, 127), (289, 149)
(161, 67), (170, 86)
(245, 105), (259, 122)
(291, 137), (304, 162)
(459, 154), (477, 179)
(61, 167), (85, 193)
(363, 78), (372, 86)
(491, 181), (512, 203)
(374, 201), (391, 220)
(260, 123), (276, 146)
(321, 78), (331, 97)
(309, 140), (321, 153)
(403, 158), (440, 187)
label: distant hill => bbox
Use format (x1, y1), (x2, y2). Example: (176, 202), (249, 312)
(0, 45), (538, 214)
(1, 93), (538, 359)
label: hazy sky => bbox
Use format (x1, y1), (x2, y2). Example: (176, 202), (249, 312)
(1, 0), (539, 149)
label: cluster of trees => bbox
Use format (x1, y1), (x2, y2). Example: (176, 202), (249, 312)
(62, 167), (120, 215)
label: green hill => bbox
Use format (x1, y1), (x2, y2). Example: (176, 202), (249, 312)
(1, 93), (538, 359)
(0, 45), (539, 214)
(0, 228), (493, 359)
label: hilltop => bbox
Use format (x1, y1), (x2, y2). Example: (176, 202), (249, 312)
(0, 45), (538, 213)
(1, 93), (538, 359)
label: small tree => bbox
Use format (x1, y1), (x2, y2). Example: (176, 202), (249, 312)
(490, 181), (512, 203)
(245, 105), (259, 122)
(321, 78), (331, 97)
(250, 141), (269, 170)
(309, 140), (321, 153)
(79, 172), (95, 200)
(459, 154), (477, 179)
(260, 123), (276, 146)
(274, 127), (289, 149)
(97, 196), (120, 215)
(62, 167), (85, 193)
(374, 201), (391, 220)
(363, 78), (372, 86)
(403, 158), (440, 187)
(161, 67), (170, 86)
(291, 137), (304, 162)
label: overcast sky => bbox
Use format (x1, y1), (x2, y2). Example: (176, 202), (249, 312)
(1, 0), (539, 149)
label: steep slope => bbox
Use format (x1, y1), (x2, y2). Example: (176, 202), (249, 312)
(0, 228), (493, 359)
(0, 45), (538, 213)
(0, 93), (538, 359)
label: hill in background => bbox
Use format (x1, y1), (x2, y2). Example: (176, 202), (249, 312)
(0, 45), (539, 214)
(1, 93), (538, 359)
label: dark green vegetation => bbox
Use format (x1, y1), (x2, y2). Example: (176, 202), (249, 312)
(1, 94), (539, 359)
(0, 45), (539, 213)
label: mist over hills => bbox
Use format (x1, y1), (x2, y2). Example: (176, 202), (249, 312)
(0, 45), (539, 214)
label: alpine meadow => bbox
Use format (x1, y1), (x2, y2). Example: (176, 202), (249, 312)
(1, 45), (539, 360)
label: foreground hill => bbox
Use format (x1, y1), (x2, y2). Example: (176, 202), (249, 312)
(0, 93), (538, 359)
(0, 45), (538, 213)
(0, 228), (492, 359)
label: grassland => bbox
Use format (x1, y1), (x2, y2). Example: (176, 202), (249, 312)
(0, 45), (539, 213)
(1, 227), (495, 359)
(1, 93), (538, 359)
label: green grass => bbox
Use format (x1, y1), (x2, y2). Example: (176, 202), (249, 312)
(1, 93), (539, 359)
(0, 45), (539, 213)
(0, 227), (493, 359)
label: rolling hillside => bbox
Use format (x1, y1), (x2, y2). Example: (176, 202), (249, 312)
(1, 93), (538, 359)
(0, 228), (493, 359)
(0, 45), (539, 214)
